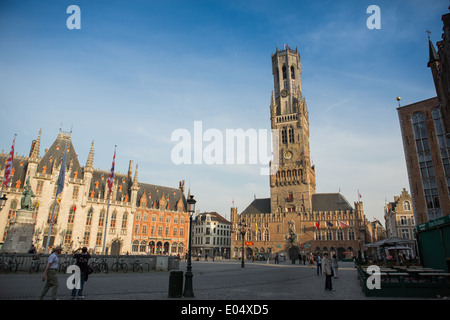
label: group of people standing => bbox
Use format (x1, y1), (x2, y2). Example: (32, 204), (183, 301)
(313, 252), (339, 291)
(39, 246), (91, 300)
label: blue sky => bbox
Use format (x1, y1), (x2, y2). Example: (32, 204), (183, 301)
(0, 0), (448, 223)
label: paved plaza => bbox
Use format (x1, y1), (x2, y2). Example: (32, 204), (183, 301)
(0, 260), (427, 301)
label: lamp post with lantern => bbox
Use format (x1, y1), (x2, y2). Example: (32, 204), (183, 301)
(183, 194), (196, 297)
(239, 219), (247, 268)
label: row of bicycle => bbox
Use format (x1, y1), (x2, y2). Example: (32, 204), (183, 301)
(0, 254), (146, 274)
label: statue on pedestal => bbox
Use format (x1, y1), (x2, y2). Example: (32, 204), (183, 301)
(20, 177), (34, 210)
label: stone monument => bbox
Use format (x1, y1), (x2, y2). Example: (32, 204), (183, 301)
(1, 178), (36, 253)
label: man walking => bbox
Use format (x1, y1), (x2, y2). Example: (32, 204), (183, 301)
(39, 246), (62, 300)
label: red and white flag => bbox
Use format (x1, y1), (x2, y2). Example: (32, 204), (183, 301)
(107, 146), (116, 195)
(338, 220), (349, 227)
(3, 135), (16, 187)
(315, 221), (320, 229)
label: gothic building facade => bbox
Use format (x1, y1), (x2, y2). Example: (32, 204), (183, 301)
(0, 130), (189, 255)
(231, 46), (375, 260)
(397, 13), (450, 225)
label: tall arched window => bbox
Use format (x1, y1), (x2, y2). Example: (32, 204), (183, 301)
(288, 126), (294, 143)
(290, 66), (295, 79)
(432, 107), (450, 195)
(110, 210), (117, 228)
(48, 202), (60, 224)
(86, 207), (93, 226)
(121, 212), (128, 229)
(67, 205), (76, 224)
(412, 112), (442, 220)
(281, 128), (287, 144)
(403, 201), (411, 211)
(282, 65), (287, 79)
(98, 209), (105, 227)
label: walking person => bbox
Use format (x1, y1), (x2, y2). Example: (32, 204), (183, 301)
(71, 247), (91, 300)
(275, 253), (279, 264)
(331, 254), (339, 278)
(39, 246), (62, 300)
(316, 253), (322, 275)
(322, 252), (335, 291)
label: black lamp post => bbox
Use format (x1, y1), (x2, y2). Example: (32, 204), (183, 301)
(239, 219), (246, 268)
(183, 194), (196, 297)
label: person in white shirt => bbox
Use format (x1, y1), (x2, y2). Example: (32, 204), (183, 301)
(39, 246), (62, 300)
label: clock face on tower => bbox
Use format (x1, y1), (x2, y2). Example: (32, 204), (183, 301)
(284, 151), (292, 160)
(280, 89), (289, 97)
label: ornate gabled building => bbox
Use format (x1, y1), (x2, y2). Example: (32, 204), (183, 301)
(0, 130), (189, 255)
(231, 46), (375, 260)
(384, 188), (415, 240)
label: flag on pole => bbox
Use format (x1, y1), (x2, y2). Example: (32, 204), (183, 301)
(55, 147), (67, 196)
(107, 146), (116, 195)
(315, 222), (320, 229)
(358, 190), (362, 200)
(326, 221), (333, 228)
(3, 135), (16, 187)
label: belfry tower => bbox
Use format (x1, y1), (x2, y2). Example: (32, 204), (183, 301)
(269, 45), (316, 214)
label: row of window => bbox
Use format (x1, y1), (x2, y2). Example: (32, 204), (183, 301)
(133, 224), (185, 238)
(135, 211), (186, 224)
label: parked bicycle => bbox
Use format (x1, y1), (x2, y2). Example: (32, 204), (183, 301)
(28, 255), (41, 273)
(130, 257), (143, 273)
(2, 254), (18, 274)
(90, 258), (108, 273)
(111, 256), (128, 273)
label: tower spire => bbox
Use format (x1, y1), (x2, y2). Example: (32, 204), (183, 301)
(85, 141), (94, 172)
(30, 128), (42, 161)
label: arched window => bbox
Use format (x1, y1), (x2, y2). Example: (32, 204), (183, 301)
(132, 240), (139, 252)
(412, 112), (442, 220)
(403, 201), (411, 211)
(139, 240), (147, 252)
(290, 66), (295, 79)
(67, 205), (76, 224)
(110, 210), (117, 228)
(86, 207), (93, 226)
(282, 65), (287, 79)
(98, 209), (105, 227)
(121, 212), (128, 229)
(281, 128), (287, 144)
(288, 127), (294, 143)
(432, 107), (450, 194)
(48, 202), (60, 224)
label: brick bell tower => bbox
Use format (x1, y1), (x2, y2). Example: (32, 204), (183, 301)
(269, 45), (316, 214)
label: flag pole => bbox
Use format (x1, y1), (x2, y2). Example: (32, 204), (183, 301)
(101, 189), (112, 255)
(102, 145), (116, 255)
(45, 197), (58, 254)
(45, 143), (68, 254)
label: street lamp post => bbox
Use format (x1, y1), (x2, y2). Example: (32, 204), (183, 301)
(183, 195), (196, 297)
(239, 219), (246, 268)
